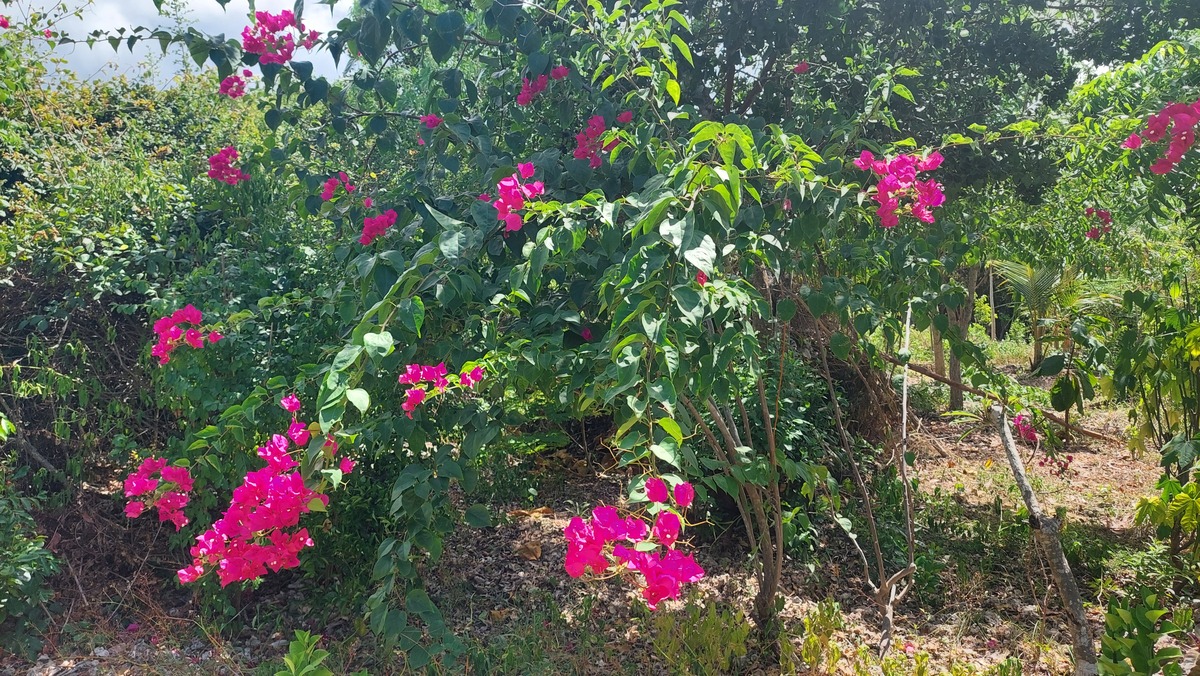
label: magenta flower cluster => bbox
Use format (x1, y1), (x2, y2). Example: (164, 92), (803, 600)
(151, 304), (222, 365)
(176, 395), (352, 587)
(1011, 413), (1038, 444)
(853, 150), (945, 228)
(491, 162), (545, 232)
(1123, 98), (1200, 174)
(564, 477), (703, 610)
(359, 209), (398, 245)
(573, 115), (625, 169)
(1083, 207), (1112, 240)
(397, 362), (485, 418)
(321, 171), (357, 201)
(218, 70), (254, 98)
(514, 64), (569, 106)
(240, 10), (319, 66)
(207, 146), (250, 186)
(124, 458), (195, 530)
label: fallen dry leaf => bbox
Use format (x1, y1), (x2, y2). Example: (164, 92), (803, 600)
(515, 541), (543, 560)
(508, 506), (554, 519)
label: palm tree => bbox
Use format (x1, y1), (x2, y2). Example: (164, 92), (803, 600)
(992, 260), (1077, 369)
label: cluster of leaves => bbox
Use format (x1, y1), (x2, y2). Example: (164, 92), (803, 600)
(0, 454), (59, 659)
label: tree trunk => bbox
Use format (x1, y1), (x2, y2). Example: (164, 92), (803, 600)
(1031, 315), (1044, 370)
(992, 406), (1098, 675)
(988, 267), (997, 341)
(948, 266), (979, 411)
(931, 325), (945, 377)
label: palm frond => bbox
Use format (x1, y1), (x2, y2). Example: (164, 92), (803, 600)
(992, 259), (1062, 315)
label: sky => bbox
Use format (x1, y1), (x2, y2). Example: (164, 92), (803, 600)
(17, 0), (350, 82)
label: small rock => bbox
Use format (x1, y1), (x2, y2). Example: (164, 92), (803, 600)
(92, 647), (109, 658)
(270, 639), (289, 649)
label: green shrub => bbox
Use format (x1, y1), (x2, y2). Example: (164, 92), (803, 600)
(651, 596), (750, 674)
(0, 455), (59, 659)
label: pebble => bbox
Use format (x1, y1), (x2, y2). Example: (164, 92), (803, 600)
(91, 648), (108, 658)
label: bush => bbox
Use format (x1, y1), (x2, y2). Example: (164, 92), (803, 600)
(0, 455), (59, 659)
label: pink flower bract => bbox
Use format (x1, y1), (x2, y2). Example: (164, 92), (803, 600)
(645, 477), (669, 503)
(673, 482), (695, 509)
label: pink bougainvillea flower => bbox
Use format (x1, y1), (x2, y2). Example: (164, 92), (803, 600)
(125, 501), (145, 518)
(0, 16), (9, 29)
(490, 163), (544, 233)
(363, 197), (373, 208)
(1129, 99), (1200, 174)
(416, 135), (425, 146)
(581, 327), (593, 341)
(853, 150), (945, 227)
(126, 623), (140, 633)
(359, 209), (398, 245)
(917, 151), (944, 172)
(696, 270), (708, 286)
(339, 457), (355, 474)
(591, 506), (628, 541)
(550, 65), (570, 80)
(673, 482), (695, 509)
(1085, 226), (1101, 240)
(240, 10), (316, 65)
(219, 74), (248, 98)
(645, 477), (669, 503)
(792, 61), (810, 74)
(616, 110), (633, 124)
(564, 517), (609, 577)
(207, 146), (250, 186)
(652, 511), (682, 548)
(516, 74), (549, 106)
(459, 365), (485, 388)
(401, 387), (427, 418)
(161, 466), (194, 492)
(1011, 413), (1039, 443)
(783, 198), (793, 211)
(320, 176), (339, 201)
(184, 329), (205, 349)
(44, 29), (52, 38)
(150, 306), (214, 364)
(207, 331), (224, 343)
(573, 115), (610, 168)
(287, 421), (311, 447)
(419, 114), (443, 129)
(280, 394), (302, 413)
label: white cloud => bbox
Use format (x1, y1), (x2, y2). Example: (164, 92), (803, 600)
(17, 0), (349, 82)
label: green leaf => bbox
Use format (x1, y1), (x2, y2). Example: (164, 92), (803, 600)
(829, 333), (852, 361)
(650, 440), (681, 469)
(777, 298), (797, 322)
(1049, 376), (1077, 412)
(399, 297), (425, 337)
(464, 504), (491, 528)
(658, 418), (683, 444)
(1035, 353), (1066, 377)
(405, 588), (438, 617)
(665, 79), (681, 106)
(346, 388), (370, 413)
(363, 331), (395, 360)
